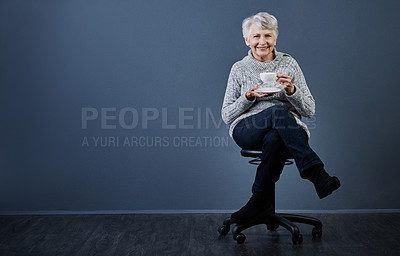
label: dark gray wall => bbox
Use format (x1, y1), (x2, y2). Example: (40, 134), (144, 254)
(1, 0), (399, 213)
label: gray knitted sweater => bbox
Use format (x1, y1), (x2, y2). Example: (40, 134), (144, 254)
(221, 49), (315, 138)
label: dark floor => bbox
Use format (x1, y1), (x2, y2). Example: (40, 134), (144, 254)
(0, 212), (399, 256)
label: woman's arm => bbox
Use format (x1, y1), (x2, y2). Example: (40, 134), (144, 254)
(221, 65), (255, 124)
(284, 59), (315, 118)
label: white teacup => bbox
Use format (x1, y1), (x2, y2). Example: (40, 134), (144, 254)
(260, 72), (277, 83)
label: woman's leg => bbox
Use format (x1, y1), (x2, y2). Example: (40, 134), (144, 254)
(252, 129), (289, 200)
(232, 113), (289, 222)
(264, 106), (340, 198)
(232, 105), (340, 204)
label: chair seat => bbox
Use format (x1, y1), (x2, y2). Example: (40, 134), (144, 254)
(240, 149), (294, 165)
(240, 149), (262, 158)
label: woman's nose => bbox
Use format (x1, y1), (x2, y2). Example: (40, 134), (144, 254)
(259, 36), (267, 44)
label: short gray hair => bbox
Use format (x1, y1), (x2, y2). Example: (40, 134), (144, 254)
(242, 12), (279, 40)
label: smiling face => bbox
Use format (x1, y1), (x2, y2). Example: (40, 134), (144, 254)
(245, 24), (277, 62)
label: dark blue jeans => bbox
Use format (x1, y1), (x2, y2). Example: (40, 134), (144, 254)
(232, 105), (323, 200)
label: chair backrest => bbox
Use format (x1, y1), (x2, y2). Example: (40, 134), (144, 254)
(240, 149), (294, 165)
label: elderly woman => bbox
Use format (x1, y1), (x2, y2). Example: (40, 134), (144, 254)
(222, 12), (340, 223)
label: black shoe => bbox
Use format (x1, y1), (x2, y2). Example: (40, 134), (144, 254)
(231, 196), (273, 224)
(303, 165), (341, 199)
(314, 173), (341, 199)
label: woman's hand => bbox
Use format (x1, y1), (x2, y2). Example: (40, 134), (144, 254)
(277, 72), (296, 95)
(245, 85), (275, 100)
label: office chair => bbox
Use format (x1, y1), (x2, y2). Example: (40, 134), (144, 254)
(218, 149), (322, 244)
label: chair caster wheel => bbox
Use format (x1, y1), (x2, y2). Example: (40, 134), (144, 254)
(312, 226), (322, 238)
(218, 225), (229, 236)
(223, 217), (231, 226)
(292, 234), (303, 244)
(234, 233), (246, 244)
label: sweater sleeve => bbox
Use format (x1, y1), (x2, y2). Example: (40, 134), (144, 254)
(285, 59), (315, 118)
(221, 64), (255, 124)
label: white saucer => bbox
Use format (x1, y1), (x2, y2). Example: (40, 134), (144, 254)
(255, 87), (282, 93)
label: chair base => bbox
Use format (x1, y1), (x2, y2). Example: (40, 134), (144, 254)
(218, 212), (322, 244)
